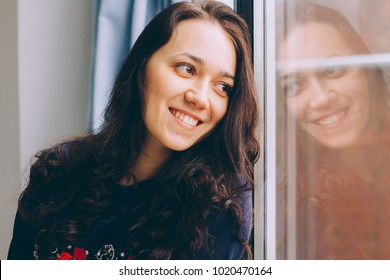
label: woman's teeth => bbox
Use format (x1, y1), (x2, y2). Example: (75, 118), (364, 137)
(170, 109), (199, 127)
(316, 111), (346, 127)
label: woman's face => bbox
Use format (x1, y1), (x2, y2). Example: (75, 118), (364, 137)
(143, 19), (236, 152)
(279, 22), (376, 149)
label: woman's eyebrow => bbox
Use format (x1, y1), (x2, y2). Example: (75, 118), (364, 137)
(222, 71), (235, 81)
(175, 52), (235, 81)
(280, 72), (299, 81)
(175, 52), (204, 65)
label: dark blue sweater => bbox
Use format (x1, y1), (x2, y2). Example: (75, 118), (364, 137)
(8, 178), (253, 260)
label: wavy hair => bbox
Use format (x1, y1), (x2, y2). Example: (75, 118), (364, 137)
(19, 0), (259, 259)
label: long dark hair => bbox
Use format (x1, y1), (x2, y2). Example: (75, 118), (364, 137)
(101, 0), (259, 178)
(18, 0), (259, 259)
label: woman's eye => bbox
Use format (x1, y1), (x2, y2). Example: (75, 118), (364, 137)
(216, 83), (232, 95)
(283, 81), (301, 97)
(176, 63), (196, 76)
(323, 66), (345, 78)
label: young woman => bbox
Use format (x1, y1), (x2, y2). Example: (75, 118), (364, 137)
(277, 3), (390, 259)
(8, 0), (259, 260)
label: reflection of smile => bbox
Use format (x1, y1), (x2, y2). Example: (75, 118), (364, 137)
(313, 109), (348, 127)
(169, 108), (203, 127)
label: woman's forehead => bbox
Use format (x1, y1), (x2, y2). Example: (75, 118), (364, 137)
(279, 23), (365, 66)
(155, 19), (236, 75)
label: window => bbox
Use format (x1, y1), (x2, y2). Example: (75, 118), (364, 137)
(253, 0), (390, 259)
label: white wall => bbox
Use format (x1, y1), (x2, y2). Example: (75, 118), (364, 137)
(0, 0), (93, 259)
(0, 0), (21, 261)
(18, 0), (93, 173)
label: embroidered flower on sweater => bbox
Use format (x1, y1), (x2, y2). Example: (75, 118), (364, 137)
(56, 252), (73, 260)
(56, 247), (89, 260)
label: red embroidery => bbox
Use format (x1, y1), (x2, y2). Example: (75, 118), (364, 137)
(73, 247), (88, 260)
(56, 252), (73, 260)
(56, 247), (88, 260)
(55, 245), (132, 260)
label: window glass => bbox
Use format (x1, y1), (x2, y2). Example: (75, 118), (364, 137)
(273, 0), (390, 259)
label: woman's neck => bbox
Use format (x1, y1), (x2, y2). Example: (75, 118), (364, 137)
(134, 149), (170, 181)
(121, 138), (172, 186)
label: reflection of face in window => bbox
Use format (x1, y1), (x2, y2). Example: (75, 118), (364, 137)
(275, 2), (390, 261)
(279, 22), (378, 149)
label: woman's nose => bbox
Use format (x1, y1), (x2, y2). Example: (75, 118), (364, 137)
(308, 79), (335, 109)
(184, 83), (210, 109)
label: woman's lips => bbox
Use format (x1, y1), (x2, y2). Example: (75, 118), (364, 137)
(169, 108), (203, 127)
(312, 109), (348, 127)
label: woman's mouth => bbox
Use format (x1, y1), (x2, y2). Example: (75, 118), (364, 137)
(169, 108), (202, 127)
(313, 109), (348, 127)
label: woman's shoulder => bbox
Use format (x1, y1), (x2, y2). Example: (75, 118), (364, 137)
(24, 138), (99, 203)
(31, 137), (98, 175)
(215, 171), (253, 226)
(35, 137), (95, 162)
(232, 172), (253, 202)
(19, 137), (103, 224)
(231, 172), (253, 237)
(198, 172), (253, 259)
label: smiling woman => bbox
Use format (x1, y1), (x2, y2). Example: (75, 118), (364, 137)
(278, 9), (380, 150)
(142, 20), (235, 154)
(7, 0), (259, 260)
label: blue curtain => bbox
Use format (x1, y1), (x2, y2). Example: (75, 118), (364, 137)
(88, 0), (175, 131)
